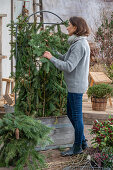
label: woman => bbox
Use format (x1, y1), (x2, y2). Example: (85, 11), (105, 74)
(43, 16), (90, 156)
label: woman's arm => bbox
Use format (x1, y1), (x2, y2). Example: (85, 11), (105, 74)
(56, 51), (66, 61)
(43, 44), (84, 73)
(43, 51), (66, 61)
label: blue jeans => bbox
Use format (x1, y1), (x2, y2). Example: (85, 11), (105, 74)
(67, 92), (85, 145)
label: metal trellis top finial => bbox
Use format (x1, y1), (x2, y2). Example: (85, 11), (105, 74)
(26, 10), (64, 24)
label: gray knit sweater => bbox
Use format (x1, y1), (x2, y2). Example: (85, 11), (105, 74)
(50, 35), (90, 93)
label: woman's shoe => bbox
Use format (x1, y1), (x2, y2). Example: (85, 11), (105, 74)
(61, 145), (83, 156)
(61, 148), (73, 156)
(82, 139), (88, 150)
(62, 139), (88, 156)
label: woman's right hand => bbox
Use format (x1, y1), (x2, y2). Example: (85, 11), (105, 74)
(43, 51), (53, 60)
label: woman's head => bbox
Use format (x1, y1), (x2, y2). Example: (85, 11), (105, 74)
(67, 16), (90, 36)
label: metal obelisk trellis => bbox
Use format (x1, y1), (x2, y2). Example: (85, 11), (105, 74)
(15, 10), (64, 104)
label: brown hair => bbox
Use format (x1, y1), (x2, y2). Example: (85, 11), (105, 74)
(69, 16), (90, 36)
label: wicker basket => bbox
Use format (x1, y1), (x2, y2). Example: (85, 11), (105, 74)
(91, 97), (107, 111)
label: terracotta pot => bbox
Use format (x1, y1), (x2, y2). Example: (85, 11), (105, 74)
(91, 97), (107, 111)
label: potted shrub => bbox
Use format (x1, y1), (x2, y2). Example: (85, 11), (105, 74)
(87, 83), (113, 111)
(8, 15), (74, 150)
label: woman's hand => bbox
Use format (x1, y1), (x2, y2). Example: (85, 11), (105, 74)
(43, 51), (53, 60)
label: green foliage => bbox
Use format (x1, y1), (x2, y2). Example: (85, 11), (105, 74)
(90, 118), (113, 149)
(0, 113), (52, 169)
(95, 12), (113, 65)
(29, 24), (69, 117)
(90, 118), (113, 168)
(9, 15), (69, 117)
(100, 146), (113, 168)
(9, 16), (41, 116)
(87, 83), (113, 98)
(92, 147), (113, 168)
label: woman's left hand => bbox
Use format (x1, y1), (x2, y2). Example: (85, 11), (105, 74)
(43, 51), (53, 60)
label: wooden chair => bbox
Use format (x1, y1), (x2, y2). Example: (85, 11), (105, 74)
(2, 78), (15, 105)
(89, 72), (112, 107)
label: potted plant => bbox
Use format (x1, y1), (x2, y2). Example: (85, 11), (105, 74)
(87, 83), (113, 111)
(7, 15), (74, 150)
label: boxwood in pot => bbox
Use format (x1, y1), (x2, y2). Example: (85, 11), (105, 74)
(87, 83), (113, 111)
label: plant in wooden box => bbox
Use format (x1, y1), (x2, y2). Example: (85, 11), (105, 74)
(0, 14), (71, 167)
(26, 22), (72, 147)
(87, 83), (113, 111)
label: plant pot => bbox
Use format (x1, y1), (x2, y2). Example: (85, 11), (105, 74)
(36, 115), (74, 150)
(91, 97), (107, 111)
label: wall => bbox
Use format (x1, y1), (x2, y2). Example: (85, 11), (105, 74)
(0, 0), (113, 93)
(0, 0), (11, 94)
(42, 0), (113, 39)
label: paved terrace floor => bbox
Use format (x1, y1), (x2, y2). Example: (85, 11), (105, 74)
(0, 94), (113, 120)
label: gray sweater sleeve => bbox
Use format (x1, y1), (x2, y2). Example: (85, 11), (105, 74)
(56, 51), (66, 61)
(50, 44), (84, 73)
